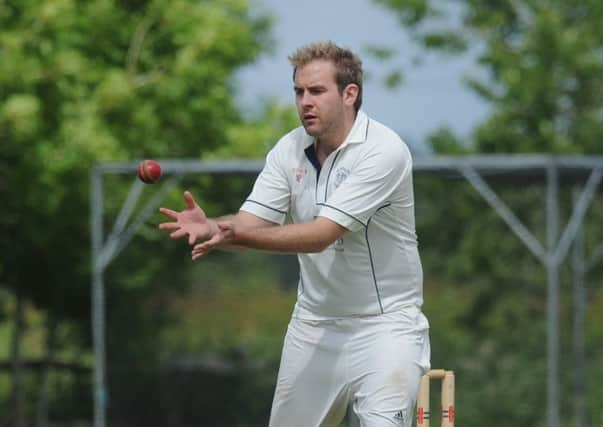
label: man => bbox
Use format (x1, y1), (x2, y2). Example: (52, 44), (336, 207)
(159, 41), (430, 427)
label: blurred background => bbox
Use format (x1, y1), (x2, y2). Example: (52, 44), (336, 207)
(2, 0), (603, 426)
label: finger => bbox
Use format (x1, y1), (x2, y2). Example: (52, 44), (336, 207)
(189, 237), (206, 249)
(191, 242), (210, 257)
(159, 207), (178, 219)
(184, 191), (197, 209)
(158, 222), (180, 230)
(192, 249), (209, 261)
(191, 242), (212, 256)
(192, 242), (208, 253)
(170, 229), (188, 239)
(201, 233), (222, 248)
(188, 232), (197, 246)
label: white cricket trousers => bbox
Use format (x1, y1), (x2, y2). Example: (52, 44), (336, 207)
(268, 310), (430, 427)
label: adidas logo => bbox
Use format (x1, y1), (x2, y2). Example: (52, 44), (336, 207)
(394, 409), (406, 421)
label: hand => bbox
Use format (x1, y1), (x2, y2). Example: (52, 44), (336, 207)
(159, 191), (217, 245)
(191, 221), (234, 260)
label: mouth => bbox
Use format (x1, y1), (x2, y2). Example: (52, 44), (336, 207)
(303, 114), (318, 124)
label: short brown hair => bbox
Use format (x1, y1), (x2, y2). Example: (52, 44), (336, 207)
(288, 41), (363, 112)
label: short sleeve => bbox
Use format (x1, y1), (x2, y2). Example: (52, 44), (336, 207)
(240, 142), (290, 225)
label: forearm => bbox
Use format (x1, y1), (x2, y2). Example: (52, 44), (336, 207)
(191, 215), (347, 260)
(231, 218), (346, 254)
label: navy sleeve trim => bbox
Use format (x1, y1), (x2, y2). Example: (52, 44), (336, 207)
(244, 199), (287, 215)
(317, 203), (366, 227)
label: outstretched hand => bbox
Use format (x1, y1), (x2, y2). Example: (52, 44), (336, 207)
(159, 191), (217, 245)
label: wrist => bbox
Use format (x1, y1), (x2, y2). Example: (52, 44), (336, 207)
(208, 219), (221, 237)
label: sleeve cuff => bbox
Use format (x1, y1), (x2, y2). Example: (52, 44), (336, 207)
(240, 200), (287, 225)
(318, 204), (366, 232)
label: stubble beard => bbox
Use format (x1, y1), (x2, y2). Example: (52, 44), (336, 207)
(303, 115), (335, 141)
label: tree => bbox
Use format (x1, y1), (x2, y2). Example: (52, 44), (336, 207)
(0, 0), (289, 424)
(374, 0), (603, 154)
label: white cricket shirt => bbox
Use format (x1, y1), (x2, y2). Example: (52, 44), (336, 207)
(240, 111), (424, 318)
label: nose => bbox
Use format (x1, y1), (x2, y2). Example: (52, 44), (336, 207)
(298, 90), (312, 109)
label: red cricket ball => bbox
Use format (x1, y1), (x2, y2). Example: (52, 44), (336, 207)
(137, 159), (162, 184)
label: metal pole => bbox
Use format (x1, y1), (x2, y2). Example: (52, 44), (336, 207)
(546, 162), (560, 427)
(571, 189), (586, 427)
(91, 167), (106, 427)
(460, 165), (546, 263)
(553, 167), (603, 265)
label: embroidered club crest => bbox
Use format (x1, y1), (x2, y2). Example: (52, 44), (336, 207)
(292, 167), (307, 183)
(334, 167), (351, 188)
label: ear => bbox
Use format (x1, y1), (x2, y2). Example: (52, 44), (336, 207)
(342, 84), (359, 107)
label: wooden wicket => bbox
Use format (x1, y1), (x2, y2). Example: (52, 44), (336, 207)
(416, 369), (455, 427)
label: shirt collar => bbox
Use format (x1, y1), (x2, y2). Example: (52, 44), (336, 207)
(344, 110), (369, 144)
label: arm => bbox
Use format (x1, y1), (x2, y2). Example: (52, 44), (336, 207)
(158, 191), (276, 246)
(213, 211), (278, 251)
(191, 216), (347, 260)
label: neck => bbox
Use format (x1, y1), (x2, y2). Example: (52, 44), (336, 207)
(315, 110), (357, 163)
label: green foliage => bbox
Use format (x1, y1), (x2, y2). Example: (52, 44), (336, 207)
(373, 0), (435, 26)
(363, 44), (405, 88)
(208, 101), (299, 159)
(422, 31), (467, 52)
(383, 69), (404, 89)
(375, 0), (603, 153)
(426, 127), (469, 155)
(158, 252), (296, 361)
(0, 293), (93, 422)
(0, 0), (272, 308)
(364, 44), (397, 61)
(0, 0), (283, 423)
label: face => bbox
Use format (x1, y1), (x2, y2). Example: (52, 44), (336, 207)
(293, 59), (357, 139)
